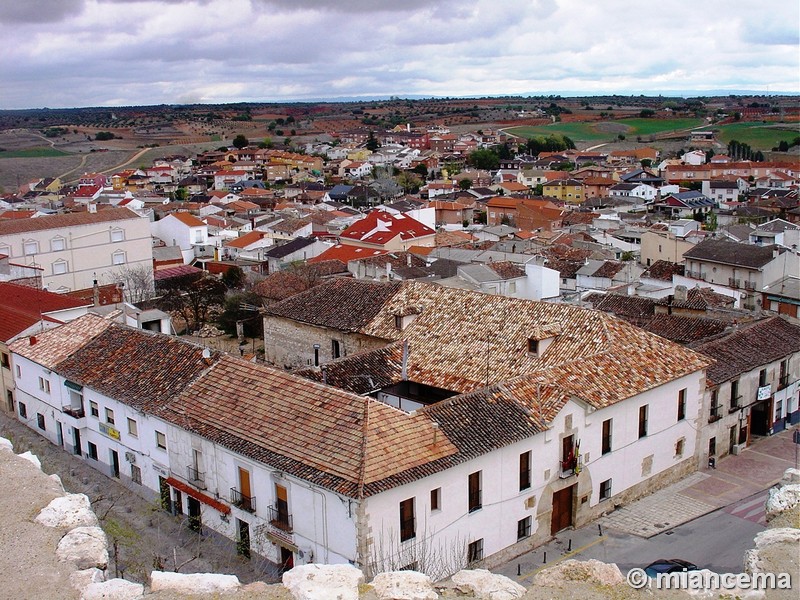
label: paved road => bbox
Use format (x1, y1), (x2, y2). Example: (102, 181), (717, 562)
(495, 491), (768, 584)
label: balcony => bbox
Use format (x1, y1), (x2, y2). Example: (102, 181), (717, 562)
(778, 375), (790, 390)
(728, 278), (741, 289)
(230, 488), (256, 513)
(187, 465), (206, 489)
(744, 281), (756, 291)
(709, 405), (722, 423)
(62, 406), (85, 419)
(559, 456), (578, 479)
(728, 396), (742, 413)
(268, 504), (293, 533)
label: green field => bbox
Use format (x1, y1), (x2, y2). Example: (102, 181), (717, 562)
(505, 118), (705, 143)
(0, 147), (71, 158)
(714, 122), (800, 151)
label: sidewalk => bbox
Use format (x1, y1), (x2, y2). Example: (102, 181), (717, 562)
(599, 426), (799, 537)
(493, 426), (798, 582)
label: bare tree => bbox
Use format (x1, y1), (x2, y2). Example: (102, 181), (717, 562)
(109, 264), (155, 304)
(363, 523), (469, 582)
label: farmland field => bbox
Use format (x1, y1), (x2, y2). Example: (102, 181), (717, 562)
(504, 118), (704, 144)
(714, 122), (800, 150)
(0, 147), (70, 158)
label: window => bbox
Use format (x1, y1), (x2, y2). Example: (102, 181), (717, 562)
(468, 471), (482, 512)
(517, 516), (531, 541)
(331, 339), (341, 359)
(88, 442), (98, 461)
(110, 229), (124, 242)
(759, 369), (767, 388)
(675, 438), (685, 458)
(37, 413), (46, 431)
(38, 376), (51, 393)
(18, 402), (27, 419)
(127, 417), (138, 437)
(156, 430), (167, 450)
(131, 464), (142, 485)
(599, 478), (612, 501)
(638, 405), (648, 438)
(15, 365), (21, 378)
(399, 498), (416, 542)
(677, 389), (686, 421)
(775, 400), (783, 421)
(779, 360), (789, 389)
(467, 539), (484, 563)
(430, 487), (441, 511)
(601, 419), (612, 455)
(729, 382), (739, 409)
(111, 251), (125, 266)
(105, 408), (115, 425)
(90, 401), (99, 417)
(51, 237), (65, 252)
(1, 352), (9, 368)
(527, 338), (539, 354)
(52, 260), (68, 275)
(23, 240), (38, 256)
(519, 451), (531, 491)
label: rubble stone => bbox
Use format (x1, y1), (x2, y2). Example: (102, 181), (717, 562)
(36, 493), (99, 529)
(451, 569), (526, 600)
(283, 564), (364, 600)
(150, 571), (241, 594)
(56, 526), (108, 570)
(81, 578), (144, 600)
(371, 571), (438, 600)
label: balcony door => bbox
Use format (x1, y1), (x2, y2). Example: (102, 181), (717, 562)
(239, 467), (252, 499)
(276, 484), (289, 524)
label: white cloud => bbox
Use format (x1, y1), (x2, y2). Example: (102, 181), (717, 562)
(0, 0), (797, 108)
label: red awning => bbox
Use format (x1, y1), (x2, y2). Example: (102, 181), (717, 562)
(165, 477), (231, 515)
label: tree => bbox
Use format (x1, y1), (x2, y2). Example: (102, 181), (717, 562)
(159, 275), (226, 333)
(639, 109), (655, 118)
(467, 148), (500, 171)
(110, 265), (154, 304)
(217, 292), (263, 339)
(232, 134), (249, 149)
(706, 212), (718, 232)
(412, 163), (429, 180)
(221, 265), (246, 289)
(641, 159), (652, 168)
(365, 131), (380, 151)
(458, 178), (472, 191)
(396, 171), (422, 194)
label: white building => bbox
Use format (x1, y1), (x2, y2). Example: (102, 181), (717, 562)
(0, 207), (153, 292)
(151, 212), (209, 264)
(11, 281), (712, 578)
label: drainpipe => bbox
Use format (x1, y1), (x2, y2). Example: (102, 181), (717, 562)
(401, 340), (409, 381)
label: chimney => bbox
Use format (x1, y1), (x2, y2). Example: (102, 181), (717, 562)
(674, 284), (688, 303)
(88, 203), (97, 213)
(401, 340), (409, 381)
(406, 253), (412, 267)
(30, 336), (37, 345)
(93, 279), (100, 307)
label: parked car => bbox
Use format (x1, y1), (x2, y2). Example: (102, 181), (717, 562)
(644, 559), (699, 578)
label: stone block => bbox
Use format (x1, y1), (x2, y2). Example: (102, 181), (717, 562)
(150, 571), (241, 594)
(36, 493), (99, 529)
(533, 559), (625, 588)
(70, 568), (105, 592)
(81, 578), (144, 600)
(0, 436), (13, 452)
(452, 569), (526, 600)
(56, 526), (108, 570)
(765, 484), (800, 521)
(283, 564), (364, 600)
(17, 450), (41, 469)
(371, 571), (438, 600)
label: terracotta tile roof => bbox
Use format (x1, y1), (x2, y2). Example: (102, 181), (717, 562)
(694, 317), (800, 386)
(585, 293), (655, 323)
(0, 207), (138, 235)
(641, 315), (728, 345)
(254, 261), (348, 303)
(592, 261), (625, 278)
(224, 231), (269, 249)
(339, 211), (434, 245)
(488, 261), (525, 279)
(155, 355), (457, 497)
(0, 210), (36, 220)
(55, 325), (219, 411)
(311, 282), (712, 408)
(643, 260), (685, 281)
(655, 287), (735, 310)
(435, 230), (476, 246)
(308, 244), (387, 264)
(270, 217), (311, 234)
(264, 279), (403, 334)
(682, 239), (778, 269)
(0, 282), (90, 315)
(0, 305), (55, 343)
(9, 313), (113, 369)
(169, 212), (205, 227)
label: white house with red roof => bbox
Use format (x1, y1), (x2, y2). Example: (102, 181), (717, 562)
(213, 170), (249, 191)
(222, 231), (274, 260)
(151, 212), (209, 264)
(338, 210), (436, 251)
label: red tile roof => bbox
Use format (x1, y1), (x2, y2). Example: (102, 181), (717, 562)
(308, 244), (388, 264)
(225, 231), (269, 249)
(339, 211), (434, 246)
(0, 207), (139, 235)
(169, 212), (205, 227)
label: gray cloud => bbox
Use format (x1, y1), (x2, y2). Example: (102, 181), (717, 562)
(0, 0), (85, 23)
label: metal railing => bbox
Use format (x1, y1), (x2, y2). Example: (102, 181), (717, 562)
(62, 406), (85, 419)
(230, 488), (256, 513)
(268, 504), (293, 532)
(187, 465), (205, 485)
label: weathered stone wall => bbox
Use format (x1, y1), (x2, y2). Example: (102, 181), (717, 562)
(2, 435), (798, 600)
(263, 315), (388, 369)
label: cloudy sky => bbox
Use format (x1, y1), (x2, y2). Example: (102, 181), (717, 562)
(1, 0), (798, 109)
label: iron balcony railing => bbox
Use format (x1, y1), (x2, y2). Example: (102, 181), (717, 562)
(230, 488), (256, 513)
(187, 465), (205, 486)
(62, 406), (85, 419)
(268, 504), (293, 533)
